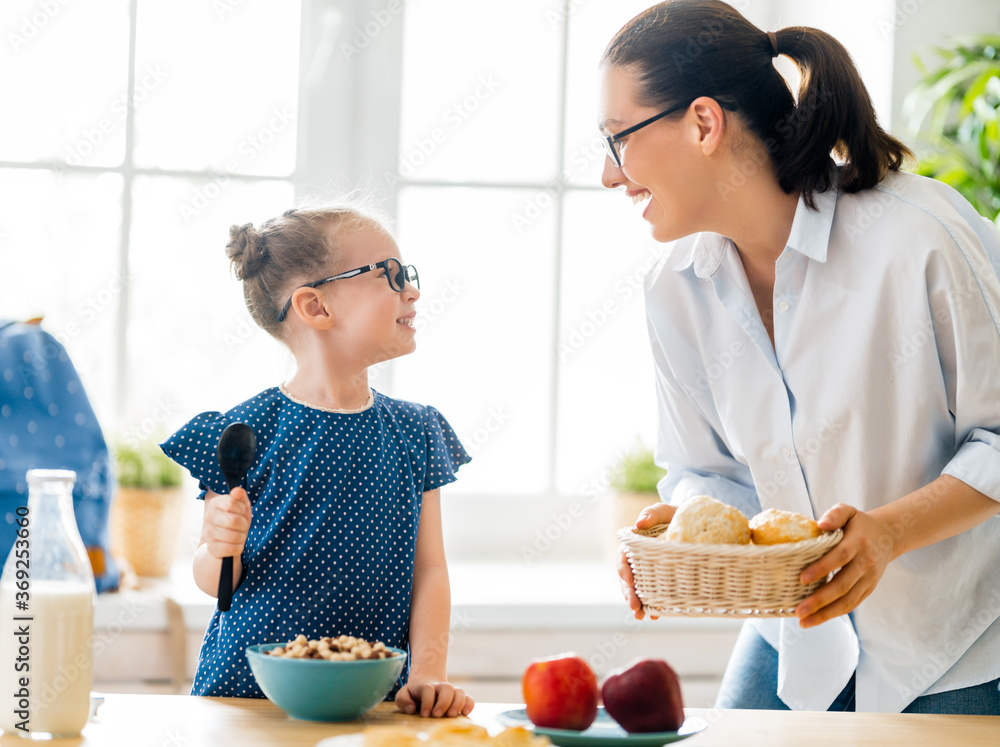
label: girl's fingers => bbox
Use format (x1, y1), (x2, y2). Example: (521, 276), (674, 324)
(394, 687), (416, 715)
(460, 695), (475, 716)
(431, 684), (455, 717)
(445, 689), (466, 718)
(419, 684), (437, 717)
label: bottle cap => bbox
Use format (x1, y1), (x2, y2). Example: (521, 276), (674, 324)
(26, 469), (77, 484)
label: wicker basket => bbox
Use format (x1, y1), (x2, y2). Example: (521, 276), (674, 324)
(618, 524), (843, 618)
(110, 487), (184, 577)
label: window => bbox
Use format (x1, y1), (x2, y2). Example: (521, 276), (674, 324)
(0, 0), (300, 433)
(390, 0), (663, 498)
(2, 0), (904, 554)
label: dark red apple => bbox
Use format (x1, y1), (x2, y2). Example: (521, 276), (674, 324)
(601, 658), (684, 733)
(522, 653), (599, 730)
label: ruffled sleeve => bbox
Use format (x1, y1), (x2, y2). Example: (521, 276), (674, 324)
(159, 412), (235, 499)
(423, 407), (471, 492)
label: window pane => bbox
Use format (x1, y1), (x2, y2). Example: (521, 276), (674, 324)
(132, 0), (300, 175)
(556, 190), (660, 494)
(563, 0), (656, 187)
(127, 176), (296, 434)
(1, 0), (130, 166)
(392, 186), (557, 495)
(0, 170), (123, 423)
(399, 0), (561, 183)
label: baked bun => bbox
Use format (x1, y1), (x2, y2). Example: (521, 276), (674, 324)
(749, 508), (821, 544)
(664, 495), (750, 544)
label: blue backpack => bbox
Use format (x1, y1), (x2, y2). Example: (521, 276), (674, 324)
(0, 321), (120, 592)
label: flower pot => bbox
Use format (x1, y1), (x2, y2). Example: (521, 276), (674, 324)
(109, 487), (184, 577)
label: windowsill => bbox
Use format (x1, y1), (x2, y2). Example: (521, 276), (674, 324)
(94, 559), (742, 633)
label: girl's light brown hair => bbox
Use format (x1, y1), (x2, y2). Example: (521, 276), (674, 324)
(601, 0), (913, 208)
(225, 204), (387, 339)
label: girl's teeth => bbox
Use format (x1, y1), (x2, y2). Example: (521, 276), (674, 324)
(631, 191), (650, 205)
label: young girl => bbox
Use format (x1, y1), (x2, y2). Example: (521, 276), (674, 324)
(160, 204), (474, 718)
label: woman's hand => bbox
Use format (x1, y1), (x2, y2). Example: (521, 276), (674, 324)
(394, 679), (474, 718)
(794, 503), (895, 628)
(202, 488), (253, 559)
(617, 502), (676, 620)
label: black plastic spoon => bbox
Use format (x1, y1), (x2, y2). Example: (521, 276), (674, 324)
(217, 422), (256, 613)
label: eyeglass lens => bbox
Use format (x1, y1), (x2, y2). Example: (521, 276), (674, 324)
(386, 259), (419, 291)
(602, 136), (620, 167)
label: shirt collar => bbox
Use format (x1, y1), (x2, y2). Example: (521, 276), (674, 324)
(667, 184), (839, 279)
(785, 186), (837, 264)
(668, 231), (728, 278)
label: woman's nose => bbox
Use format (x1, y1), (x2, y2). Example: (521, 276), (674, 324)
(601, 154), (625, 189)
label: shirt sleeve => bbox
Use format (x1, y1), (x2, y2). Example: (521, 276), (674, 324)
(646, 305), (762, 519)
(927, 212), (1000, 503)
(159, 411), (235, 499)
(422, 406), (471, 492)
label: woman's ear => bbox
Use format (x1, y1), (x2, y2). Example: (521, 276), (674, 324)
(290, 287), (336, 330)
(689, 96), (728, 156)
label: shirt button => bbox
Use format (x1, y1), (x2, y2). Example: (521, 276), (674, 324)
(778, 300), (790, 312)
(781, 447), (792, 458)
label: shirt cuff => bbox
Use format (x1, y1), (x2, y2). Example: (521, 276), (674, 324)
(942, 428), (1000, 503)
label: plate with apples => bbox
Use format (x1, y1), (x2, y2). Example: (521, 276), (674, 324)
(498, 654), (707, 747)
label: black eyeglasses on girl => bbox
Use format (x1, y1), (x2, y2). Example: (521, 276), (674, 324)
(275, 258), (419, 323)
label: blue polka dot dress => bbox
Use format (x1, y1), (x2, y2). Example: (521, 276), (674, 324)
(159, 386), (470, 699)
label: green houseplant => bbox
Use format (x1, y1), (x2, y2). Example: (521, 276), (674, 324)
(110, 439), (185, 577)
(610, 443), (668, 535)
(904, 34), (1000, 222)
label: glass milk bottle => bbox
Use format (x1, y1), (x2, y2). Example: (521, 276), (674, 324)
(0, 470), (96, 739)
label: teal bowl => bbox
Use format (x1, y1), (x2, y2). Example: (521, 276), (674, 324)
(246, 642), (406, 721)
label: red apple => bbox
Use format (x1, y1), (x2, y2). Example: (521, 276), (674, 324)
(522, 653), (599, 731)
(601, 658), (684, 733)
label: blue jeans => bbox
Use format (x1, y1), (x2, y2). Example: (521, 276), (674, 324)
(715, 623), (1000, 714)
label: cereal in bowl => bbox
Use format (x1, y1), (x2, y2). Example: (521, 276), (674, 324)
(266, 634), (398, 661)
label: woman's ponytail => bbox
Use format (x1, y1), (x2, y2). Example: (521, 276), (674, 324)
(602, 0), (913, 209)
(771, 26), (912, 205)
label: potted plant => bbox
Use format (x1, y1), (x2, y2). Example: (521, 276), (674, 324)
(610, 442), (668, 534)
(904, 34), (1000, 222)
(110, 438), (185, 577)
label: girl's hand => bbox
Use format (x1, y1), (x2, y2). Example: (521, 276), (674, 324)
(617, 502), (675, 620)
(794, 503), (895, 628)
(394, 679), (474, 718)
(202, 488), (253, 560)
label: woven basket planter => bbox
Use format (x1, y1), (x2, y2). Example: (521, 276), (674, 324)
(110, 487), (184, 577)
(618, 523), (843, 618)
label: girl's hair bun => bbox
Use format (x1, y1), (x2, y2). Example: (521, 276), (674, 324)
(226, 222), (267, 280)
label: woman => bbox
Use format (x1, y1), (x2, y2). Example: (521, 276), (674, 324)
(602, 0), (1000, 714)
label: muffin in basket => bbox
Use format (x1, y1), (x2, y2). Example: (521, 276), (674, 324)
(663, 495), (750, 544)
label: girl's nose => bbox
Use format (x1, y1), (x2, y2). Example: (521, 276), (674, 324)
(601, 154), (625, 189)
(404, 282), (420, 302)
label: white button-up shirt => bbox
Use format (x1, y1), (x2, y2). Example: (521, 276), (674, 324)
(645, 168), (1000, 713)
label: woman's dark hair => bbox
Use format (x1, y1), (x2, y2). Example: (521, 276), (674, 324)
(601, 0), (912, 208)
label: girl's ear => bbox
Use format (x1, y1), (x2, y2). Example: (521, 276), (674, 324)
(689, 96), (728, 157)
(290, 287), (336, 330)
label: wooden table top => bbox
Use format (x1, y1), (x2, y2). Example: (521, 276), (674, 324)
(2, 695), (996, 746)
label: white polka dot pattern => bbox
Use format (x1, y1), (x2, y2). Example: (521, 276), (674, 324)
(159, 387), (470, 699)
